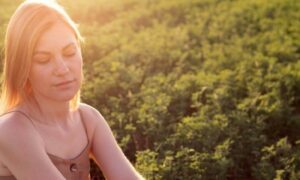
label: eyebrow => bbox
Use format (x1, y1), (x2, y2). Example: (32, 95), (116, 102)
(33, 42), (76, 55)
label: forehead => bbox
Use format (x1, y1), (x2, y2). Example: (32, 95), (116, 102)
(34, 21), (77, 51)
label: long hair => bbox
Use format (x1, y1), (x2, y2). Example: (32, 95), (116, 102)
(0, 0), (83, 114)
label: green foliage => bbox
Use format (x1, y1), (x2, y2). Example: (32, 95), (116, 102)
(1, 0), (300, 179)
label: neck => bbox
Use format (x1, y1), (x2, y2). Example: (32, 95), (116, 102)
(23, 95), (73, 125)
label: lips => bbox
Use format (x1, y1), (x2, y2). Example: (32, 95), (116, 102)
(54, 79), (75, 87)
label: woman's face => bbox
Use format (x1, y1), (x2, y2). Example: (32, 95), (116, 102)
(28, 21), (82, 103)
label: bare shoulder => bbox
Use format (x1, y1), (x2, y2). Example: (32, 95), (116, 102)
(79, 103), (102, 117)
(0, 112), (42, 149)
(78, 103), (106, 124)
(0, 112), (43, 161)
(78, 103), (107, 138)
(0, 112), (65, 179)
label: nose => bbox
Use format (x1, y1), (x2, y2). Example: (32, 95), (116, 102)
(54, 57), (69, 76)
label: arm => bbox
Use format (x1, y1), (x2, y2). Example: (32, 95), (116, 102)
(0, 114), (65, 180)
(80, 104), (144, 180)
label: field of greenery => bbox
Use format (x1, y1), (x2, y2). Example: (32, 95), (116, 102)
(1, 0), (300, 179)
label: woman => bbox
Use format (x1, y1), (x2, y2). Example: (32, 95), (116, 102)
(0, 0), (144, 179)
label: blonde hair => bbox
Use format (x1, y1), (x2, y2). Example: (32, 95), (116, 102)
(0, 0), (83, 114)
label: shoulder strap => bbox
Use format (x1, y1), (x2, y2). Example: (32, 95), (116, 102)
(2, 110), (39, 130)
(78, 108), (90, 145)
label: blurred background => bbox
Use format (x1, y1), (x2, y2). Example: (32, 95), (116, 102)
(1, 0), (300, 179)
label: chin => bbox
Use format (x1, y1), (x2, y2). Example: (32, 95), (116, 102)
(52, 88), (79, 102)
(59, 91), (79, 101)
(60, 95), (76, 101)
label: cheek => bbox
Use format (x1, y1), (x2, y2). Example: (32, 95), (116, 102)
(73, 54), (83, 75)
(28, 66), (51, 85)
(28, 67), (39, 84)
(28, 73), (40, 90)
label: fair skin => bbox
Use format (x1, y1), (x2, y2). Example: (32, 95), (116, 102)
(0, 21), (142, 180)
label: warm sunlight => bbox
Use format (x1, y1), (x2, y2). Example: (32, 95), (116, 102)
(0, 0), (299, 179)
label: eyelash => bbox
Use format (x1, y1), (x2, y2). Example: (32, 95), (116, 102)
(35, 58), (50, 64)
(34, 50), (76, 64)
(63, 51), (76, 57)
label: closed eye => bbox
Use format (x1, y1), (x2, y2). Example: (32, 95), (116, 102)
(33, 53), (51, 64)
(63, 50), (76, 57)
(63, 44), (77, 57)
